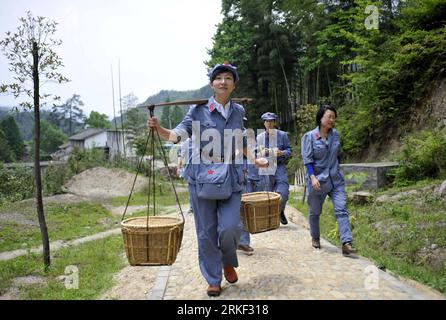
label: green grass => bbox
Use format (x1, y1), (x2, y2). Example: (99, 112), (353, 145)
(0, 202), (119, 252)
(0, 235), (126, 299)
(288, 185), (446, 294)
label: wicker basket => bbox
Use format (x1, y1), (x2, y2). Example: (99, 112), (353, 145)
(121, 216), (184, 266)
(240, 191), (281, 234)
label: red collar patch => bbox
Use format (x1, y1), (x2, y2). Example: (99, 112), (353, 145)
(209, 103), (215, 112)
(207, 170), (215, 175)
(315, 132), (320, 140)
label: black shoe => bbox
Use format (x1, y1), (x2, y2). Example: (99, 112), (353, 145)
(237, 244), (254, 255)
(312, 238), (321, 249)
(280, 211), (288, 225)
(342, 242), (356, 255)
(207, 285), (221, 297)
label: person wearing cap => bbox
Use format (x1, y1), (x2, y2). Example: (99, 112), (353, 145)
(147, 62), (268, 297)
(301, 104), (355, 255)
(256, 112), (292, 225)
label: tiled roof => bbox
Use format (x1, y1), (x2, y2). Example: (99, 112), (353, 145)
(69, 128), (105, 141)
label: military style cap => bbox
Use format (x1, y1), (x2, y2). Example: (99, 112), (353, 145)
(261, 112), (277, 121)
(208, 61), (239, 82)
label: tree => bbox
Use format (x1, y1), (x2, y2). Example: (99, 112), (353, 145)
(0, 116), (25, 160)
(0, 11), (69, 268)
(160, 107), (171, 129)
(160, 98), (172, 128)
(52, 94), (86, 136)
(0, 127), (13, 162)
(86, 111), (112, 129)
(122, 92), (139, 110)
(209, 0), (299, 131)
(124, 108), (146, 149)
(37, 120), (68, 155)
(170, 106), (184, 127)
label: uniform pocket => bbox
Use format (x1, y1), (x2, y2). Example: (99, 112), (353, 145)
(308, 178), (332, 195)
(196, 163), (232, 200)
(313, 144), (327, 159)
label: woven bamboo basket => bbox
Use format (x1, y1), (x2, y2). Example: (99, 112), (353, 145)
(240, 191), (281, 234)
(121, 216), (184, 266)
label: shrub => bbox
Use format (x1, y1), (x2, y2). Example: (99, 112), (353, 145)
(295, 104), (319, 138)
(43, 164), (71, 195)
(67, 146), (106, 175)
(0, 164), (34, 205)
(393, 129), (446, 186)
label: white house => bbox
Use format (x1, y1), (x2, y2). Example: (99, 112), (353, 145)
(52, 128), (135, 160)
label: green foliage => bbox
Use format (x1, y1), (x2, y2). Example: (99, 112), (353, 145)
(86, 111), (111, 129)
(0, 201), (117, 252)
(42, 164), (71, 195)
(123, 107), (147, 149)
(0, 236), (126, 299)
(67, 146), (106, 175)
(392, 129), (446, 186)
(286, 156), (303, 181)
(0, 164), (35, 205)
(160, 105), (171, 129)
(344, 171), (369, 192)
(0, 116), (24, 159)
(0, 128), (13, 162)
(170, 106), (185, 128)
(38, 120), (68, 154)
(295, 104), (319, 137)
(208, 0), (299, 130)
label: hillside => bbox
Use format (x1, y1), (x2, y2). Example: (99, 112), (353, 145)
(140, 85), (213, 107)
(359, 76), (446, 162)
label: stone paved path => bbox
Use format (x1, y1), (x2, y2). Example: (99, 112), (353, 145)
(157, 206), (444, 300)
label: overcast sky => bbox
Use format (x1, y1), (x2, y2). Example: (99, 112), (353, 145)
(0, 0), (222, 118)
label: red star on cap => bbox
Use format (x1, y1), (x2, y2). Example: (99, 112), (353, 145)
(208, 170), (215, 175)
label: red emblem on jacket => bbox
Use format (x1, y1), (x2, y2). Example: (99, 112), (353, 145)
(315, 132), (320, 140)
(209, 103), (215, 112)
(208, 170), (215, 175)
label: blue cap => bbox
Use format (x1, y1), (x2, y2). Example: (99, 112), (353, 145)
(208, 61), (239, 82)
(261, 112), (277, 121)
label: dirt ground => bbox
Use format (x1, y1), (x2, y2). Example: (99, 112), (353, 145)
(63, 167), (149, 199)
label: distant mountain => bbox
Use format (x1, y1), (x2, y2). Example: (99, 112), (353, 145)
(139, 85), (213, 118)
(112, 85), (213, 124)
(140, 85), (212, 107)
